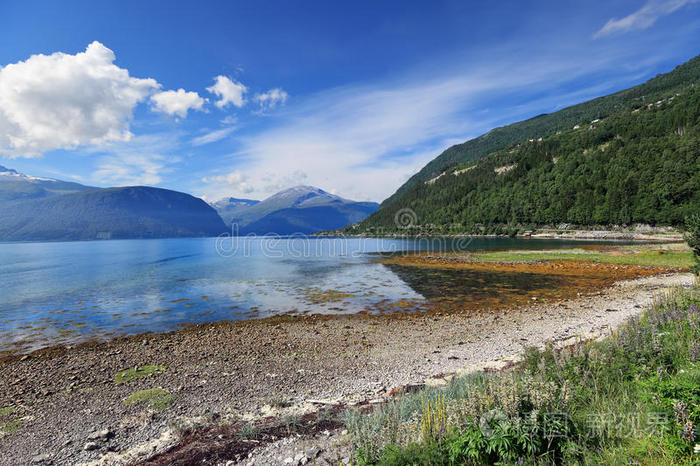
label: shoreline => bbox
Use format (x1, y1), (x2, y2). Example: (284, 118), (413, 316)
(0, 267), (694, 465)
(1, 252), (681, 360)
(317, 228), (684, 242)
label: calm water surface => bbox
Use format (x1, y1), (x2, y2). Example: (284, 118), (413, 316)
(0, 236), (627, 352)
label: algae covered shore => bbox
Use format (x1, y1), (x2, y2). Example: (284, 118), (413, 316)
(0, 243), (696, 465)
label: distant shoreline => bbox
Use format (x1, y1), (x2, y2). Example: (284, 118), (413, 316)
(0, 226), (684, 244)
(316, 230), (684, 242)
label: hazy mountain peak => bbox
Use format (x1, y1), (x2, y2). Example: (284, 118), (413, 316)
(268, 185), (329, 198)
(210, 197), (260, 208)
(0, 165), (57, 182)
(265, 185), (349, 207)
(0, 165), (18, 175)
(212, 185), (378, 233)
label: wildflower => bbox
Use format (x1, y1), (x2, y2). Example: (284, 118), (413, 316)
(674, 400), (689, 425)
(682, 421), (696, 444)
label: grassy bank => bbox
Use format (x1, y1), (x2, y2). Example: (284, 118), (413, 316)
(469, 247), (694, 270)
(345, 284), (699, 465)
(379, 243), (695, 271)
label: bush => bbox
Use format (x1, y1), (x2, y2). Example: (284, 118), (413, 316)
(685, 214), (700, 274)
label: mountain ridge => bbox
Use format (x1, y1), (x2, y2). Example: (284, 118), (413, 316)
(212, 185), (379, 234)
(378, 54), (700, 210)
(0, 166), (95, 202)
(359, 53), (700, 231)
(0, 185), (227, 241)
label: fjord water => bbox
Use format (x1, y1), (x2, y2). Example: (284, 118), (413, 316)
(0, 236), (619, 353)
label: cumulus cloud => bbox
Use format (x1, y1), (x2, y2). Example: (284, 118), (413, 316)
(254, 88), (288, 111)
(0, 41), (159, 157)
(201, 170), (253, 194)
(151, 88), (205, 118)
(594, 0), (699, 38)
(207, 75), (247, 108)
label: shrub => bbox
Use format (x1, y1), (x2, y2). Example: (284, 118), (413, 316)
(684, 214), (700, 274)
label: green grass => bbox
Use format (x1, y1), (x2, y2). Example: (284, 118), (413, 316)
(0, 406), (21, 435)
(114, 364), (166, 384)
(470, 248), (695, 269)
(347, 285), (700, 465)
(124, 387), (174, 411)
(0, 420), (23, 434)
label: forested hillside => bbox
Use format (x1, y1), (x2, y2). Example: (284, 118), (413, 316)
(359, 54), (700, 232)
(381, 54), (700, 209)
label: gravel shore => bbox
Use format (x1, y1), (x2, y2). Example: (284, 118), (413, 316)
(0, 270), (694, 466)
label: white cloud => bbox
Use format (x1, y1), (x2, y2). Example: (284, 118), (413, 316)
(254, 88), (288, 111)
(197, 49), (662, 202)
(199, 76), (505, 201)
(0, 41), (159, 157)
(151, 88), (205, 118)
(594, 0), (699, 38)
(260, 169), (308, 194)
(88, 133), (179, 187)
(191, 126), (236, 146)
(201, 170), (253, 194)
(93, 153), (166, 186)
(207, 75), (247, 108)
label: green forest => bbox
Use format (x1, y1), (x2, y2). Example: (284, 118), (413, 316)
(358, 55), (700, 233)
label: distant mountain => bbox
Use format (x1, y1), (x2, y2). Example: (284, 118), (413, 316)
(210, 197), (260, 226)
(212, 186), (378, 234)
(0, 165), (94, 202)
(0, 186), (227, 241)
(0, 168), (375, 240)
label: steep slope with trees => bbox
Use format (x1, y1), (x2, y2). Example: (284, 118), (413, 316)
(359, 54), (700, 232)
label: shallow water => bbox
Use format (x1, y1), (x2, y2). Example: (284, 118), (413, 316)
(0, 236), (631, 353)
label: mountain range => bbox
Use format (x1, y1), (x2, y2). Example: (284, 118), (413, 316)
(0, 167), (377, 241)
(0, 167), (227, 241)
(356, 53), (700, 233)
(211, 186), (379, 235)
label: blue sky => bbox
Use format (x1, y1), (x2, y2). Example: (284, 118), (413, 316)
(0, 0), (699, 202)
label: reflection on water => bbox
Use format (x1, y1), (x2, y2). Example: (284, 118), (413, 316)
(0, 236), (631, 353)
